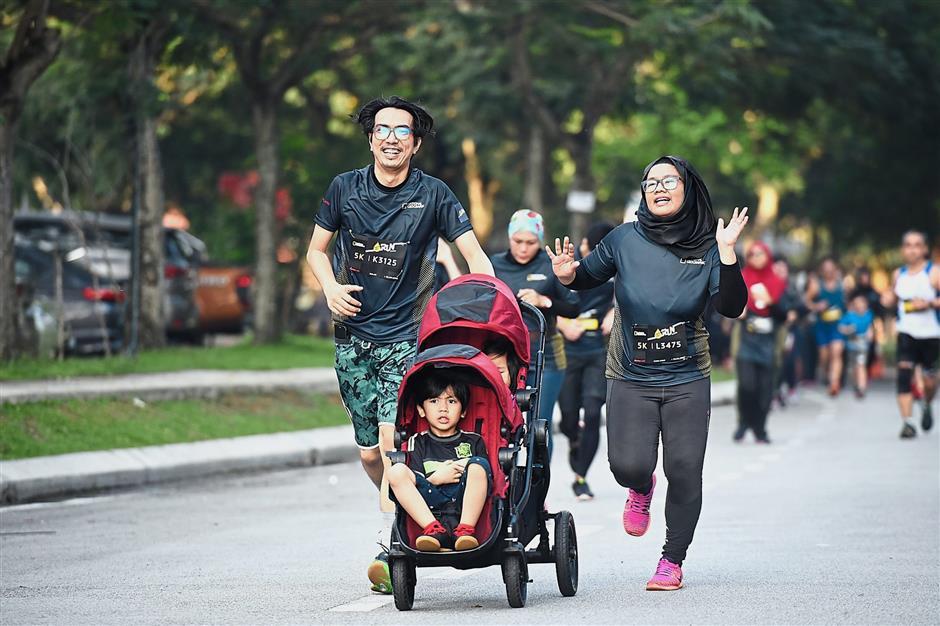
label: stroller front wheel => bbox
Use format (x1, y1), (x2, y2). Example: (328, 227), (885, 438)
(391, 557), (416, 611)
(502, 552), (528, 608)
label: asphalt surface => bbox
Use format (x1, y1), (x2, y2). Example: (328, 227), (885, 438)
(2, 381), (937, 625)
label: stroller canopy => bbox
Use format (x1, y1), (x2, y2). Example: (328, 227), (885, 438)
(418, 274), (530, 369)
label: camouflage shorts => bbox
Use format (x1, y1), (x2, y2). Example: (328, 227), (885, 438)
(335, 336), (417, 448)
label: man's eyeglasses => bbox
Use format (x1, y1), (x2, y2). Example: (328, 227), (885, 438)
(373, 124), (413, 141)
(641, 175), (682, 193)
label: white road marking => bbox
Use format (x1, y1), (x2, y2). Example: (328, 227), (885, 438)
(328, 594), (394, 612)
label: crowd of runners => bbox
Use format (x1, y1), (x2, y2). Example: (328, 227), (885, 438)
(305, 95), (939, 597)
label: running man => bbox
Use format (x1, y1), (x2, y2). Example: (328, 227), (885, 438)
(305, 96), (493, 593)
(883, 230), (939, 439)
(805, 257), (846, 396)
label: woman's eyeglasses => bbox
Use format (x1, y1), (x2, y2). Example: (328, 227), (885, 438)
(641, 175), (682, 193)
(373, 124), (413, 141)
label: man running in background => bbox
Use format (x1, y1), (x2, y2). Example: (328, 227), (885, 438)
(883, 231), (939, 439)
(306, 96), (493, 593)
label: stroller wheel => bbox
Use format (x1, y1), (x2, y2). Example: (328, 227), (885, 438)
(502, 552), (528, 608)
(391, 557), (416, 611)
(554, 510), (578, 597)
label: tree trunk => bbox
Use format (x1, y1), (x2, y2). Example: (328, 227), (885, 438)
(567, 132), (596, 244)
(136, 113), (167, 348)
(523, 125), (545, 214)
(252, 100), (280, 344)
(461, 137), (497, 244)
(128, 27), (168, 349)
(0, 119), (17, 361)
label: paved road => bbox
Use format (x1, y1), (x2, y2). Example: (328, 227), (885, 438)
(2, 382), (937, 624)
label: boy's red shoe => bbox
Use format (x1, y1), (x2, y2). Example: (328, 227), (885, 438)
(415, 521), (450, 552)
(453, 523), (479, 551)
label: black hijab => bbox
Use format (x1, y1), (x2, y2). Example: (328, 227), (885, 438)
(636, 155), (716, 259)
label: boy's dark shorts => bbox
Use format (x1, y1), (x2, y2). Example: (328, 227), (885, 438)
(414, 456), (492, 511)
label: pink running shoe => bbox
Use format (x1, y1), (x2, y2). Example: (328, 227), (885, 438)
(622, 474), (656, 537)
(646, 557), (683, 591)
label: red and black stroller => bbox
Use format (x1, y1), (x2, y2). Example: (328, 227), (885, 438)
(387, 274), (579, 610)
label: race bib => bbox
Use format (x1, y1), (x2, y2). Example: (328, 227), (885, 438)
(745, 315), (774, 334)
(350, 234), (408, 280)
(821, 306), (842, 322)
(577, 317), (600, 331)
(632, 322), (689, 364)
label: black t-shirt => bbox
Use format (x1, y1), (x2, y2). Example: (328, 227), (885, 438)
(315, 166), (473, 343)
(490, 249), (580, 370)
(574, 222), (722, 386)
(406, 431), (488, 478)
(564, 279), (615, 357)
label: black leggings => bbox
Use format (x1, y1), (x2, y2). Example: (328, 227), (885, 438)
(606, 377), (710, 566)
(736, 358), (774, 439)
(559, 351), (606, 478)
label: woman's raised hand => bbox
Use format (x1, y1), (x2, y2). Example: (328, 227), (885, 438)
(716, 206), (749, 251)
(546, 236), (580, 285)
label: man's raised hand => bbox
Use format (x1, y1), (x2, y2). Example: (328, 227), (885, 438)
(546, 236), (580, 285)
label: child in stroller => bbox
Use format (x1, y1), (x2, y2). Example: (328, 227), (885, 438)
(386, 274), (579, 610)
(387, 372), (493, 552)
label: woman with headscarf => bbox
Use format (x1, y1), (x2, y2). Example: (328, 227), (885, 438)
(548, 155), (748, 591)
(733, 241), (788, 443)
(491, 210), (580, 458)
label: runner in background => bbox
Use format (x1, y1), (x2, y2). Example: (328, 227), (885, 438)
(733, 241), (787, 443)
(557, 221), (615, 500)
(491, 210), (580, 460)
(805, 258), (846, 396)
(883, 230), (939, 438)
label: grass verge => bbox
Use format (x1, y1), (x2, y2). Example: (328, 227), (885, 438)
(0, 390), (348, 460)
(0, 334), (335, 381)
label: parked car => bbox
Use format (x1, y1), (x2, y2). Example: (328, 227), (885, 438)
(14, 210), (202, 342)
(195, 265), (253, 334)
(14, 241), (124, 355)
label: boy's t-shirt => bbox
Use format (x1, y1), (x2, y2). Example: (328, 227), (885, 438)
(840, 310), (873, 340)
(406, 430), (487, 478)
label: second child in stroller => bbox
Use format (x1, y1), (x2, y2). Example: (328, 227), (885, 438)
(387, 372), (493, 552)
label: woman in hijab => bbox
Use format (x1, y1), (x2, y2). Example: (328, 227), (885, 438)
(548, 155), (749, 591)
(491, 210), (580, 459)
(733, 241), (788, 443)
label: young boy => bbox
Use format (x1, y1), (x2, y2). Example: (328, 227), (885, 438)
(483, 337), (521, 388)
(839, 292), (875, 398)
(386, 373), (492, 552)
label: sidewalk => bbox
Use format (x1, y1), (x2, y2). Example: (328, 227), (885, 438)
(0, 371), (735, 504)
(0, 368), (339, 404)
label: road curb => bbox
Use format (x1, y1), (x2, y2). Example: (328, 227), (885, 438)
(0, 380), (736, 505)
(0, 425), (359, 505)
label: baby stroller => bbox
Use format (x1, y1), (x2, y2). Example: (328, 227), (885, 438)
(387, 274), (579, 610)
